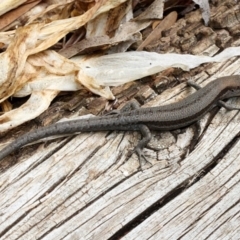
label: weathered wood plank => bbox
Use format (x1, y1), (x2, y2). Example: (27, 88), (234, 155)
(124, 125), (240, 240)
(1, 1), (240, 239)
(1, 71), (240, 239)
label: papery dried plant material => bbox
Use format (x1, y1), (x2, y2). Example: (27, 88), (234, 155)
(0, 0), (129, 48)
(105, 1), (131, 37)
(134, 0), (164, 21)
(46, 0), (70, 4)
(0, 100), (12, 113)
(60, 21), (149, 58)
(26, 0), (75, 25)
(193, 0), (210, 25)
(14, 51), (80, 97)
(14, 75), (81, 97)
(0, 0), (27, 16)
(0, 29), (15, 48)
(0, 0), (41, 31)
(15, 50), (114, 99)
(0, 49), (113, 132)
(137, 11), (177, 51)
(0, 90), (59, 132)
(73, 47), (240, 86)
(0, 24), (41, 102)
(59, 33), (141, 58)
(0, 0), (129, 101)
(29, 0), (114, 54)
(0, 0), (128, 133)
(86, 0), (133, 39)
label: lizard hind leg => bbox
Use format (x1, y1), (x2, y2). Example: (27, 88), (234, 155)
(133, 124), (152, 170)
(217, 100), (240, 110)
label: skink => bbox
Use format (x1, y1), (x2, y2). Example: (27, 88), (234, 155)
(1, 75), (240, 163)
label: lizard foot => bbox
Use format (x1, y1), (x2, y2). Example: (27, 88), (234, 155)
(127, 148), (152, 170)
(135, 147), (152, 171)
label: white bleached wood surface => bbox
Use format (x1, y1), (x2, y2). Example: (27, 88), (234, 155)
(1, 68), (240, 239)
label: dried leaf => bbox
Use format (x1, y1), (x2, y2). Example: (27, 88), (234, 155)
(0, 0), (129, 102)
(59, 21), (150, 58)
(137, 11), (177, 51)
(73, 47), (240, 86)
(0, 90), (59, 132)
(0, 0), (40, 31)
(0, 0), (27, 16)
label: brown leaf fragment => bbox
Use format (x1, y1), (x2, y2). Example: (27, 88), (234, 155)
(0, 0), (41, 31)
(137, 11), (177, 51)
(105, 1), (131, 37)
(0, 0), (28, 16)
(59, 20), (150, 58)
(0, 100), (12, 113)
(0, 90), (59, 131)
